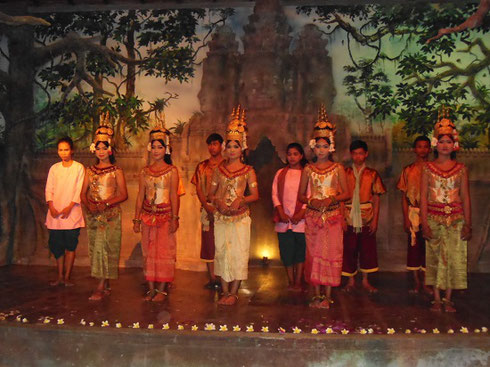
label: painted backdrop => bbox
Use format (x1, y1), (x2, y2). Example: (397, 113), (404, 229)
(0, 0), (489, 272)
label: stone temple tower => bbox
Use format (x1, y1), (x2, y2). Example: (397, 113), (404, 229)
(292, 23), (336, 115)
(240, 0), (292, 112)
(196, 25), (240, 134)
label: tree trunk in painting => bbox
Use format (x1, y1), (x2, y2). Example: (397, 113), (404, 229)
(0, 26), (40, 265)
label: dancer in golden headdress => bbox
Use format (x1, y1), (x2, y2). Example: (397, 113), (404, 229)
(208, 106), (259, 305)
(420, 107), (471, 312)
(298, 105), (349, 308)
(81, 111), (128, 301)
(133, 112), (180, 302)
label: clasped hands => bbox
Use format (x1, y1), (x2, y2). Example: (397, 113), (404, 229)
(216, 197), (246, 216)
(87, 201), (108, 214)
(278, 211), (304, 225)
(308, 197), (332, 211)
(49, 204), (73, 219)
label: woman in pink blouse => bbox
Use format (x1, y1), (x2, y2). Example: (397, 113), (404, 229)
(272, 143), (308, 291)
(45, 137), (85, 286)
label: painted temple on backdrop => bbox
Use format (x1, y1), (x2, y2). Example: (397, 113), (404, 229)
(11, 0), (490, 273)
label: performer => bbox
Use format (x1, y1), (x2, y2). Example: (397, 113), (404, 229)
(45, 137), (85, 287)
(298, 105), (349, 309)
(272, 143), (308, 290)
(421, 108), (471, 312)
(81, 112), (128, 301)
(342, 140), (386, 293)
(133, 113), (180, 302)
(208, 106), (259, 306)
(397, 136), (432, 294)
(191, 133), (224, 290)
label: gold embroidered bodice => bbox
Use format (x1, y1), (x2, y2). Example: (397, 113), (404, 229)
(211, 163), (256, 219)
(87, 165), (120, 203)
(142, 165), (175, 205)
(305, 163), (342, 200)
(425, 162), (465, 206)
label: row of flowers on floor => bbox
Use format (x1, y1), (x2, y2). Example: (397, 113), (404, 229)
(1, 312), (487, 335)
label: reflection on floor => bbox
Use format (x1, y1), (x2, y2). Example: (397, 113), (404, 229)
(1, 265), (489, 333)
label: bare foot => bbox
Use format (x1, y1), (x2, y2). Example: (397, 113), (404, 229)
(88, 290), (104, 301)
(342, 284), (355, 293)
(309, 296), (323, 308)
(151, 291), (167, 302)
(318, 299), (331, 309)
(408, 287), (419, 294)
(443, 298), (456, 313)
(292, 284), (302, 292)
(225, 295), (238, 305)
(217, 294), (230, 305)
(50, 279), (64, 287)
(430, 300), (442, 312)
(362, 282), (378, 294)
(64, 280), (75, 287)
(143, 290), (155, 301)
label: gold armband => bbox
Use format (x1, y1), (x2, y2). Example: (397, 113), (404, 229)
(249, 182), (257, 188)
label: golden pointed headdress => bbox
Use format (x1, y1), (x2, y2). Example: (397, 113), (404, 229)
(225, 105), (248, 150)
(148, 111), (171, 152)
(431, 106), (459, 150)
(310, 104), (336, 152)
(90, 111), (114, 152)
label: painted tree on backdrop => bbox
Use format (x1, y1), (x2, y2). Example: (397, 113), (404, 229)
(299, 2), (490, 145)
(35, 9), (234, 149)
(0, 8), (230, 265)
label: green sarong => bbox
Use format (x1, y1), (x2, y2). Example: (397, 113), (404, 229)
(425, 218), (467, 290)
(87, 207), (122, 280)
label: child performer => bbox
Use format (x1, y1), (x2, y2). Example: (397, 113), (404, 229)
(208, 106), (259, 306)
(133, 114), (180, 302)
(81, 112), (128, 301)
(298, 106), (349, 308)
(191, 133), (224, 290)
(420, 109), (471, 312)
(397, 136), (432, 293)
(342, 140), (386, 293)
(272, 143), (308, 290)
(45, 137), (85, 286)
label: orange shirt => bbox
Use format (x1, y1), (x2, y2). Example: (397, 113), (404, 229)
(191, 159), (222, 204)
(344, 166), (386, 225)
(397, 162), (424, 208)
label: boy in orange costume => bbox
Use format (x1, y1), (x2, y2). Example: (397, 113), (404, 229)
(342, 140), (386, 293)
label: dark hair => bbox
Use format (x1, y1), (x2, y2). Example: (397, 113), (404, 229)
(150, 138), (172, 165)
(206, 133), (223, 145)
(413, 135), (431, 148)
(286, 142), (308, 167)
(95, 141), (116, 164)
(312, 137), (334, 162)
(433, 134), (457, 160)
(57, 137), (74, 150)
(350, 140), (368, 152)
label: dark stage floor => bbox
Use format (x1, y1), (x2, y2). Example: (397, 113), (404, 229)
(1, 265), (489, 335)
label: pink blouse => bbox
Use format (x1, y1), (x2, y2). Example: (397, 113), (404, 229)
(272, 168), (306, 233)
(45, 161), (85, 230)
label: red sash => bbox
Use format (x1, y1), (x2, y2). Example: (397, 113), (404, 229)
(273, 166), (304, 223)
